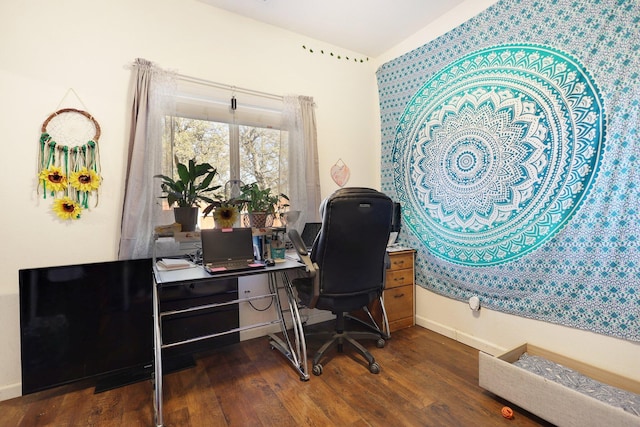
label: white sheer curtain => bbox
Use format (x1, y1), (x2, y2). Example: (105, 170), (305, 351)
(118, 59), (176, 260)
(284, 95), (321, 229)
(117, 65), (319, 258)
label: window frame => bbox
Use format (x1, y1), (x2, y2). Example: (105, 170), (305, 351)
(162, 88), (289, 228)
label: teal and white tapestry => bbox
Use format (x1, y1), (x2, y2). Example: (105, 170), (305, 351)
(377, 0), (639, 342)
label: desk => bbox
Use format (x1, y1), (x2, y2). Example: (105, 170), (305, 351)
(152, 259), (308, 427)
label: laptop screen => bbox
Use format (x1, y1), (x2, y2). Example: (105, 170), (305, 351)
(300, 222), (322, 249)
(201, 228), (255, 264)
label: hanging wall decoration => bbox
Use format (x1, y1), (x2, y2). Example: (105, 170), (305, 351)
(330, 158), (350, 187)
(38, 107), (102, 220)
(393, 43), (604, 266)
(377, 0), (640, 342)
(302, 45), (369, 64)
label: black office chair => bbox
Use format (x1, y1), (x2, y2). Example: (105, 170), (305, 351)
(290, 187), (393, 375)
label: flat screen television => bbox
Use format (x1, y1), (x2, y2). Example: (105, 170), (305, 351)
(19, 258), (154, 395)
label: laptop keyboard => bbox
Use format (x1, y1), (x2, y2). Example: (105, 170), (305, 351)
(207, 260), (254, 270)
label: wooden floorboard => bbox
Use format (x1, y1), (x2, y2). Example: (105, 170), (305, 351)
(0, 325), (553, 426)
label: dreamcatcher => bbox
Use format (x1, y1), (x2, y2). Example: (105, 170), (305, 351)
(38, 107), (102, 220)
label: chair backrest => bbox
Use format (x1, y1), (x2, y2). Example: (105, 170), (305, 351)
(312, 188), (393, 298)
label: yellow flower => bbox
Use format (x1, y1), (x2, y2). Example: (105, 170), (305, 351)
(213, 205), (239, 228)
(39, 166), (67, 192)
(52, 196), (82, 220)
(69, 167), (101, 192)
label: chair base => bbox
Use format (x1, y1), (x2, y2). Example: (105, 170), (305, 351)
(309, 315), (385, 375)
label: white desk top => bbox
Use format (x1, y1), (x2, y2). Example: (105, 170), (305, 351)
(153, 257), (303, 286)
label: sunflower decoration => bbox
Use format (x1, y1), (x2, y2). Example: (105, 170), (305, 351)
(38, 166), (68, 194)
(213, 204), (240, 228)
(52, 196), (82, 220)
(37, 108), (102, 221)
(70, 167), (101, 192)
(69, 166), (101, 209)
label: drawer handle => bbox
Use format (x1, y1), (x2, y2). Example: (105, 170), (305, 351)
(393, 261), (405, 267)
(394, 293), (405, 298)
(394, 276), (405, 282)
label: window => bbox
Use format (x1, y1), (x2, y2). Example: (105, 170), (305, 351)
(161, 88), (289, 229)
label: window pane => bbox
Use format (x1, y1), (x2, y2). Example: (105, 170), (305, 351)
(164, 116), (289, 228)
(239, 125), (288, 197)
(165, 117), (231, 185)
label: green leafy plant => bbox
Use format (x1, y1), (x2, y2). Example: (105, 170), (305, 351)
(154, 156), (221, 207)
(237, 182), (288, 214)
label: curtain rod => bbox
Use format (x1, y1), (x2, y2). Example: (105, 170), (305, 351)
(176, 73), (283, 101)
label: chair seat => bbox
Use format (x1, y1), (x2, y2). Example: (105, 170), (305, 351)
(294, 277), (380, 313)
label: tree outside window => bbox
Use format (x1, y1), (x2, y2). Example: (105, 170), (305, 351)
(163, 116), (289, 228)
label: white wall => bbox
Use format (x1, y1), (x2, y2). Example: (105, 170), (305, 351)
(374, 0), (640, 383)
(0, 0), (380, 400)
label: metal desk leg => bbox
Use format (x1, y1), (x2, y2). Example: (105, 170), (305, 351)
(267, 271), (309, 381)
(283, 272), (308, 377)
(379, 294), (391, 339)
(345, 294), (391, 340)
(281, 271), (308, 379)
(152, 282), (164, 427)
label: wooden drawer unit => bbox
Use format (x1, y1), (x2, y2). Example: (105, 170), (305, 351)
(388, 251), (414, 273)
(386, 266), (413, 287)
(384, 249), (415, 332)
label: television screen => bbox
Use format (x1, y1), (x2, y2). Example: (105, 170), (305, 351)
(19, 258), (153, 395)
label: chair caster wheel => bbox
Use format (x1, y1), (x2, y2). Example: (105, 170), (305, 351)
(376, 338), (385, 348)
(369, 362), (380, 374)
(312, 364), (323, 376)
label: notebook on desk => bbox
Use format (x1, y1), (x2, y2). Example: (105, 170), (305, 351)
(200, 228), (265, 274)
(300, 222), (322, 251)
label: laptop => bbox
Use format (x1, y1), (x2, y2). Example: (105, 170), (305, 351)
(200, 228), (265, 274)
(300, 222), (322, 251)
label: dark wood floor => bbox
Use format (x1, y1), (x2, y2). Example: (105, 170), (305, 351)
(1, 325), (553, 426)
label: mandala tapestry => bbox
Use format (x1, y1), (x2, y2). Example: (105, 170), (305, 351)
(377, 0), (640, 341)
(395, 44), (604, 266)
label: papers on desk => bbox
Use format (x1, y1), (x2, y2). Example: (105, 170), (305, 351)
(156, 258), (197, 270)
(386, 244), (414, 252)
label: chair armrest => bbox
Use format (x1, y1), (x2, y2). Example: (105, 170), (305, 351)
(288, 229), (320, 309)
(288, 229), (318, 277)
(288, 229), (308, 256)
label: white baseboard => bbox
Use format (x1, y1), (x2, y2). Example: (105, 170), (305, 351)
(415, 314), (506, 356)
(0, 383), (21, 401)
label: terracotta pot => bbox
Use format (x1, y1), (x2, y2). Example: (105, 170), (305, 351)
(247, 212), (273, 228)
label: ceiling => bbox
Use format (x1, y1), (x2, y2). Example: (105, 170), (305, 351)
(198, 0), (466, 57)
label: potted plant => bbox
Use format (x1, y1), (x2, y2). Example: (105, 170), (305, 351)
(237, 182), (288, 228)
(154, 156), (221, 231)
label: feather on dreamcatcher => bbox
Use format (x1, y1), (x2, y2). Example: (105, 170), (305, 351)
(38, 107), (102, 220)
